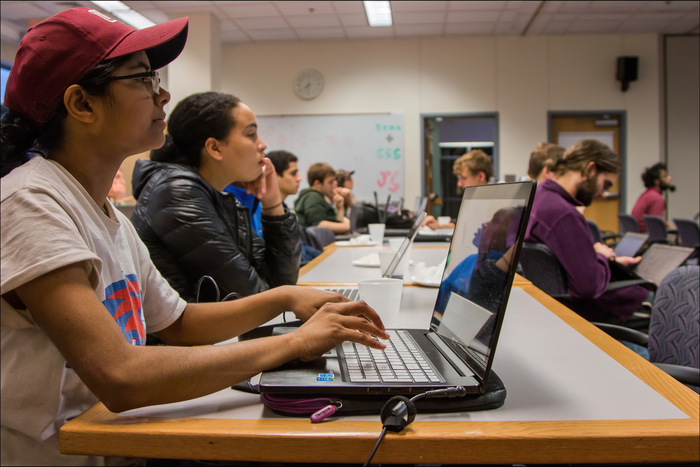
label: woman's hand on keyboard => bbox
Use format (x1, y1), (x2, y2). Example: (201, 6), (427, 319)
(290, 301), (390, 362)
(280, 286), (350, 322)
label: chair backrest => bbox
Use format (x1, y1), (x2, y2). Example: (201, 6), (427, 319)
(673, 218), (700, 248)
(643, 214), (668, 243)
(305, 226), (336, 251)
(586, 219), (602, 244)
(648, 266), (700, 393)
(618, 213), (639, 234)
(519, 243), (569, 296)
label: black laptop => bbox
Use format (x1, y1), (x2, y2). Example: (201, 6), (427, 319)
(258, 181), (537, 396)
(613, 232), (648, 258)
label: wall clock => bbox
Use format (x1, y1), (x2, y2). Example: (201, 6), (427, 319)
(294, 68), (324, 99)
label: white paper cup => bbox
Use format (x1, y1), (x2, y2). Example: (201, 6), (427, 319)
(378, 250), (396, 275)
(358, 278), (403, 318)
(388, 237), (405, 251)
(368, 223), (385, 245)
(438, 216), (451, 225)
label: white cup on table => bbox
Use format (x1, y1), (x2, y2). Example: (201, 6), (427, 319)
(388, 237), (405, 251)
(357, 278), (403, 319)
(368, 223), (385, 246)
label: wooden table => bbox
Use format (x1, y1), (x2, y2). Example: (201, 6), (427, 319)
(60, 246), (698, 465)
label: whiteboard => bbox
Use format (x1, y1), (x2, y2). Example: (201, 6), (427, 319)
(257, 113), (405, 205)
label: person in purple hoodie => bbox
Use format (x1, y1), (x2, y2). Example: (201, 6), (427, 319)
(525, 139), (649, 323)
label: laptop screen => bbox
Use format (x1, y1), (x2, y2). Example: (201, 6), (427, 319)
(384, 211), (427, 278)
(614, 232), (648, 258)
(429, 182), (536, 384)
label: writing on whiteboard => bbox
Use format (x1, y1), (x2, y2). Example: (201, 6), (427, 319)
(378, 171), (400, 193)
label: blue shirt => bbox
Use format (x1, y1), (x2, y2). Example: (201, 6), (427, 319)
(224, 185), (263, 237)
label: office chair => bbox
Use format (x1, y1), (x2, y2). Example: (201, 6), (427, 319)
(520, 243), (656, 330)
(593, 266), (700, 393)
(618, 213), (640, 234)
(305, 226), (336, 251)
(643, 215), (670, 244)
(673, 218), (700, 248)
(586, 219), (620, 245)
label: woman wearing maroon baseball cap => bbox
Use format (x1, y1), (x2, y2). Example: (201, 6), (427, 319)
(0, 8), (387, 466)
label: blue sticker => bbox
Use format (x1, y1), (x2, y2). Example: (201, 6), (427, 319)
(317, 373), (335, 381)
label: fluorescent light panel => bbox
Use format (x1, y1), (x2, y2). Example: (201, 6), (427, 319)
(364, 1), (393, 27)
(439, 142), (495, 148)
(90, 1), (155, 29)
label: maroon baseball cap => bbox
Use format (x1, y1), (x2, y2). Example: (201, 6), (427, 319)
(4, 7), (188, 125)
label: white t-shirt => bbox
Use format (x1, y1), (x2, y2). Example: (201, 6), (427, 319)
(1, 157), (186, 466)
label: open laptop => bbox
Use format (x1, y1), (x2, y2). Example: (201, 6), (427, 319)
(632, 243), (694, 285)
(322, 211), (428, 300)
(613, 232), (648, 258)
(259, 181), (537, 396)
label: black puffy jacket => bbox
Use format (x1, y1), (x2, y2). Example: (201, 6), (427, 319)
(131, 159), (301, 302)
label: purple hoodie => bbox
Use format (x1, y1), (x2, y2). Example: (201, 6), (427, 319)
(525, 179), (648, 321)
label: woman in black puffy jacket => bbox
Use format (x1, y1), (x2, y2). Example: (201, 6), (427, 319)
(131, 92), (301, 302)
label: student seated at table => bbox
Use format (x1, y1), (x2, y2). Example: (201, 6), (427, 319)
(335, 169), (356, 216)
(294, 162), (351, 233)
(423, 149), (493, 230)
(0, 10), (388, 466)
(527, 142), (565, 184)
(524, 140), (649, 323)
(268, 150), (321, 264)
(131, 92), (302, 302)
(631, 163), (674, 233)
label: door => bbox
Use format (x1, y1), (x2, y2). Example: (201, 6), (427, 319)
(550, 114), (623, 233)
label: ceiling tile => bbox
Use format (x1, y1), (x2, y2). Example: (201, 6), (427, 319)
(494, 21), (520, 34)
(136, 8), (171, 24)
(527, 12), (552, 34)
(449, 1), (506, 10)
(542, 1), (564, 13)
(499, 10), (517, 22)
(246, 28), (299, 41)
(217, 2), (280, 18)
(236, 16), (289, 30)
(332, 1), (365, 14)
(0, 2), (52, 20)
(551, 13), (577, 21)
(391, 1), (447, 12)
(617, 20), (670, 33)
(566, 19), (624, 33)
(156, 1), (212, 9)
(578, 13), (631, 21)
(542, 20), (572, 34)
(286, 14), (340, 28)
(393, 11), (445, 24)
(275, 1), (335, 15)
(445, 22), (495, 34)
(559, 1), (591, 12)
(295, 26), (346, 38)
(506, 1), (525, 10)
(588, 1), (649, 10)
(220, 30), (252, 42)
(394, 24), (444, 35)
(644, 0), (700, 11)
(664, 15), (700, 33)
(344, 25), (395, 37)
(124, 2), (158, 9)
(220, 20), (241, 31)
(339, 13), (367, 26)
(447, 11), (501, 23)
(631, 12), (683, 22)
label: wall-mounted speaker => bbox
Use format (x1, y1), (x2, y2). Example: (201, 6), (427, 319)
(616, 56), (639, 92)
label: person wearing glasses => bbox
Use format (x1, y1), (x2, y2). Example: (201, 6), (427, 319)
(131, 92), (303, 302)
(524, 140), (648, 325)
(0, 9), (387, 465)
(423, 149), (493, 230)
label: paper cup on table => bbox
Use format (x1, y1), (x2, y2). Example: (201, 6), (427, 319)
(378, 250), (396, 276)
(368, 223), (385, 245)
(358, 278), (403, 319)
(438, 216), (451, 225)
(388, 237), (405, 251)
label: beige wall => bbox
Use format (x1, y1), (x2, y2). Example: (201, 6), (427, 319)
(1, 39), (17, 63)
(665, 35), (699, 221)
(222, 34), (661, 210)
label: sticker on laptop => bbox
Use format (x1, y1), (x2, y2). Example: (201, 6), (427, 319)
(317, 373), (335, 381)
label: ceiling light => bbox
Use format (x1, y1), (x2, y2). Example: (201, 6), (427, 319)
(90, 1), (130, 13)
(364, 1), (393, 27)
(112, 10), (156, 30)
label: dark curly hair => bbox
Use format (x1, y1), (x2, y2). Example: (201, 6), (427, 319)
(641, 163), (667, 188)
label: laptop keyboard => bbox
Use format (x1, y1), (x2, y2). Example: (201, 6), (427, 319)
(341, 330), (444, 383)
(324, 288), (360, 301)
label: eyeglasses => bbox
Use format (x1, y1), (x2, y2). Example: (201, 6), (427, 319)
(106, 70), (160, 95)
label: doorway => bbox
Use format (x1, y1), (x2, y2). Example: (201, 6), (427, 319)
(421, 113), (499, 218)
(549, 111), (627, 233)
